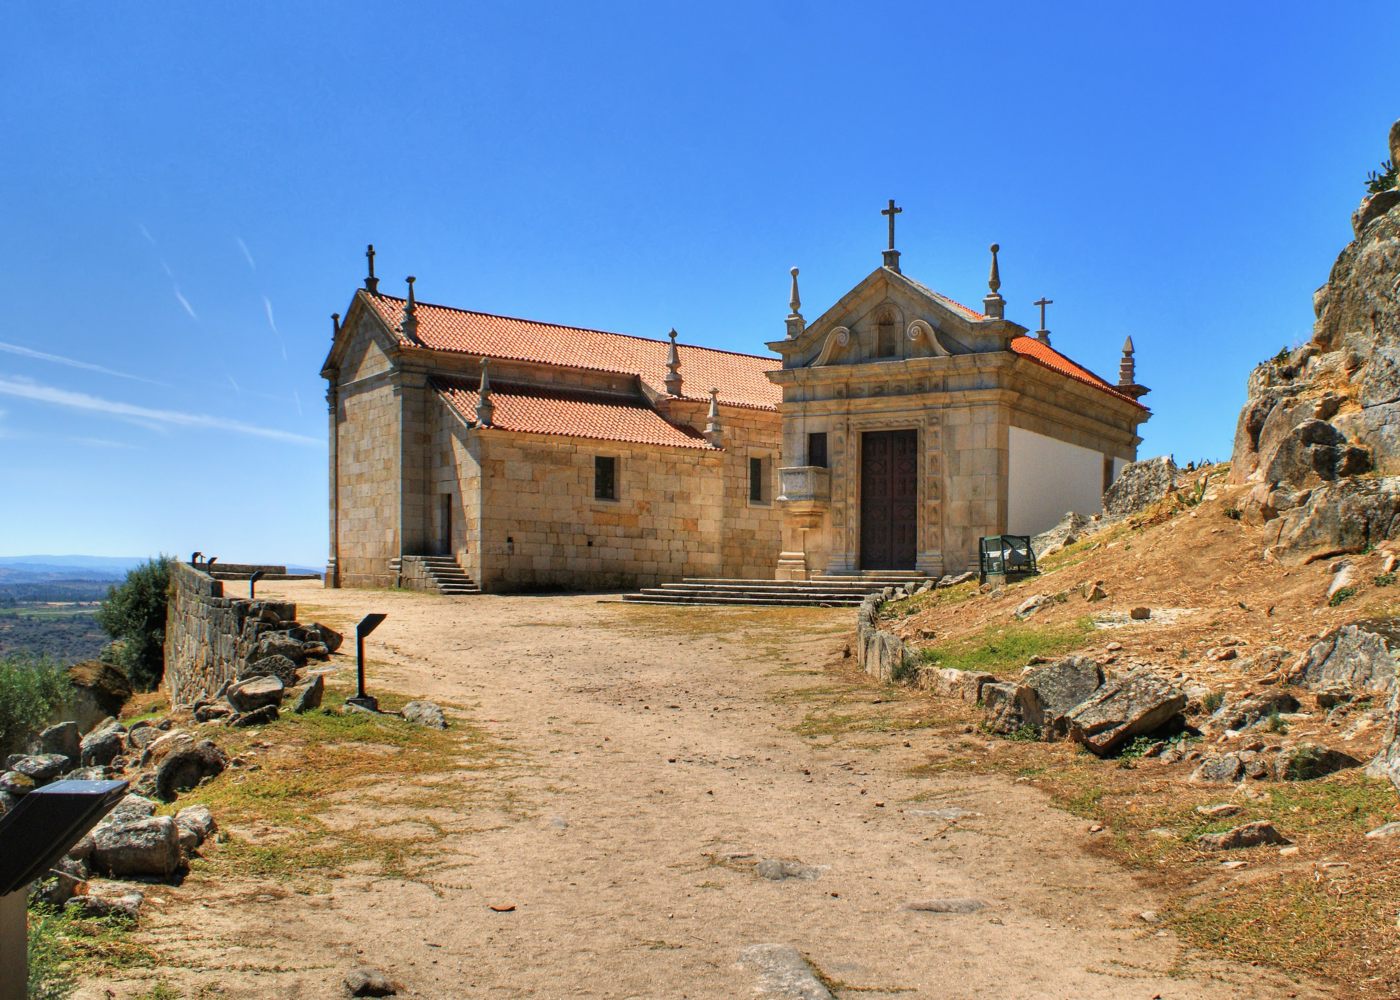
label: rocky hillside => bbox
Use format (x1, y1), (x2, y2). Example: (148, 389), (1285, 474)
(1230, 118), (1400, 561)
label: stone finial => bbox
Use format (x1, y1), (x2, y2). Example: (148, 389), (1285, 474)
(703, 387), (722, 445)
(401, 276), (419, 341)
(476, 357), (494, 427)
(664, 328), (683, 397)
(331, 312), (341, 339)
(364, 244), (379, 294)
(983, 243), (1005, 320)
(1117, 335), (1150, 400)
(786, 267), (805, 339)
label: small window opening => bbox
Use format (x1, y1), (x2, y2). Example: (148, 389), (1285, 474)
(749, 456), (767, 503)
(595, 455), (617, 501)
(808, 432), (828, 469)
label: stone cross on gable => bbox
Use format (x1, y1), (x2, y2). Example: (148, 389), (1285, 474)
(364, 243), (379, 294)
(1033, 297), (1053, 344)
(881, 199), (903, 273)
(881, 199), (902, 250)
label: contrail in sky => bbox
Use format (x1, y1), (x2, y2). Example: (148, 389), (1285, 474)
(236, 236), (256, 271)
(174, 288), (198, 321)
(0, 375), (319, 446)
(0, 341), (167, 386)
(263, 296), (287, 360)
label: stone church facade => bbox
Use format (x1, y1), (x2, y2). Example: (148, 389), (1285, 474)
(322, 231), (1149, 592)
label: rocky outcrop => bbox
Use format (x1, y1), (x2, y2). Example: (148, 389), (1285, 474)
(1231, 119), (1400, 558)
(1066, 667), (1186, 756)
(1031, 511), (1095, 557)
(1103, 457), (1179, 518)
(1288, 623), (1399, 695)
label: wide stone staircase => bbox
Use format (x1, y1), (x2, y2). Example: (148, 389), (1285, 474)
(393, 555), (482, 596)
(621, 573), (932, 607)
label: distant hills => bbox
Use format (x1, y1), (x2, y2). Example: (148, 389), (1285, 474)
(0, 556), (323, 584)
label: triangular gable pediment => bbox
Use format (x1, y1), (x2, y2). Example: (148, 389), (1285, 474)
(767, 267), (1025, 370)
(322, 289), (405, 380)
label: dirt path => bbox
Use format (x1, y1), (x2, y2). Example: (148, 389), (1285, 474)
(85, 584), (1330, 999)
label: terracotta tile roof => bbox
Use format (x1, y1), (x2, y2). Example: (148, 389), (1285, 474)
(366, 293), (780, 411)
(432, 377), (717, 451)
(1010, 336), (1146, 409)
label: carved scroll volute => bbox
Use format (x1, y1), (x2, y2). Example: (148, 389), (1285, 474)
(813, 326), (852, 366)
(907, 319), (950, 357)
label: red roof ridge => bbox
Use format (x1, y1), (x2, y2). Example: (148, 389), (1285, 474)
(1009, 335), (1146, 410)
(371, 292), (779, 366)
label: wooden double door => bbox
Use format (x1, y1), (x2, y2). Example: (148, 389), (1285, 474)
(859, 429), (918, 570)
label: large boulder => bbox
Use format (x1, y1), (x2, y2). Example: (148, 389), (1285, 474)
(1103, 457), (1178, 518)
(79, 724), (125, 767)
(1288, 623), (1399, 695)
(5, 753), (71, 786)
(66, 660), (132, 731)
(38, 722), (81, 763)
(1198, 821), (1289, 851)
(90, 816), (182, 879)
(290, 674), (325, 714)
(1273, 743), (1363, 781)
(1031, 511), (1095, 558)
(226, 675), (285, 713)
(920, 668), (995, 704)
(1021, 656), (1105, 739)
(245, 633), (307, 667)
(1207, 691), (1301, 733)
(1066, 667), (1186, 756)
(307, 622), (343, 654)
(238, 653), (299, 686)
(154, 740), (227, 801)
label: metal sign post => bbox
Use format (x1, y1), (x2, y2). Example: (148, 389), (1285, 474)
(0, 779), (128, 999)
(346, 613), (387, 712)
(249, 569), (266, 600)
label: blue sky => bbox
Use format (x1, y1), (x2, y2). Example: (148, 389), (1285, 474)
(1, 3), (1396, 565)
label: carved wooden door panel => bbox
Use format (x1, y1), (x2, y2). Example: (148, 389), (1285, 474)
(860, 430), (918, 570)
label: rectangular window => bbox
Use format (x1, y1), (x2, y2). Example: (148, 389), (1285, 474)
(808, 432), (828, 469)
(750, 456), (766, 503)
(595, 455), (617, 501)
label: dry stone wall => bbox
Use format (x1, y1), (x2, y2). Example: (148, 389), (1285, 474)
(163, 561), (296, 707)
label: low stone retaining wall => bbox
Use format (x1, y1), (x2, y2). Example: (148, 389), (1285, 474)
(855, 594), (911, 683)
(164, 561), (296, 707)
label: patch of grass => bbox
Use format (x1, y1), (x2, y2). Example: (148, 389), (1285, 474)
(878, 583), (977, 621)
(1264, 708), (1289, 735)
(1202, 690), (1224, 714)
(1329, 586), (1358, 607)
(993, 723), (1042, 743)
(28, 903), (161, 990)
(173, 688), (505, 885)
(916, 617), (1095, 674)
(1374, 572), (1396, 588)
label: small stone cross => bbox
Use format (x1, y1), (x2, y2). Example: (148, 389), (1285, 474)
(1034, 297), (1053, 331)
(881, 199), (902, 250)
(366, 244), (376, 279)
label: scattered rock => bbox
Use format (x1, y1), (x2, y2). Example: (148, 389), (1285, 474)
(66, 660), (132, 729)
(921, 668), (994, 704)
(226, 675), (285, 713)
(246, 633), (308, 667)
(1195, 803), (1242, 819)
(937, 572), (976, 589)
(174, 805), (216, 847)
(980, 681), (1035, 736)
(1365, 821), (1400, 840)
(1129, 607), (1152, 621)
(1209, 691), (1301, 732)
(344, 968), (398, 997)
(1198, 821), (1289, 851)
(754, 859), (824, 881)
(6, 753), (71, 786)
(65, 890), (143, 922)
(1032, 510), (1094, 558)
(908, 806), (978, 821)
(91, 816), (183, 879)
(38, 721), (81, 763)
(231, 705), (280, 727)
(1066, 667), (1186, 756)
(904, 898), (986, 913)
(154, 740), (227, 801)
(194, 703), (234, 723)
(1191, 753), (1245, 784)
(111, 794), (156, 820)
(1084, 582), (1108, 602)
(239, 653), (300, 686)
(1273, 742), (1363, 781)
(126, 725), (161, 750)
(79, 725), (124, 767)
(1369, 682), (1400, 793)
(0, 771), (35, 796)
(29, 868), (86, 908)
(1327, 561), (1357, 602)
(291, 674), (325, 714)
(737, 944), (834, 1000)
(401, 701), (447, 729)
(1014, 594), (1051, 619)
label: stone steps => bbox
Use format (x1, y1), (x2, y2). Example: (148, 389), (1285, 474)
(394, 556), (482, 596)
(621, 575), (932, 607)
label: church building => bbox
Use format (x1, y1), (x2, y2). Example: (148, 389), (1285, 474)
(321, 209), (1149, 592)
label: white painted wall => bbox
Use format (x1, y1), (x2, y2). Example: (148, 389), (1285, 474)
(1112, 456), (1129, 483)
(1007, 426), (1106, 536)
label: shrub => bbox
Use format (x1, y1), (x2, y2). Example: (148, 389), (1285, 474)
(1374, 572), (1396, 588)
(95, 557), (171, 690)
(1202, 690), (1224, 714)
(0, 655), (70, 757)
(1366, 159), (1397, 195)
(1327, 586), (1357, 608)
